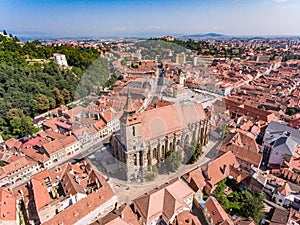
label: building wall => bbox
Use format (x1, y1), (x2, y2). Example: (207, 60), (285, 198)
(268, 147), (286, 166)
(0, 220), (17, 225)
(65, 141), (81, 155)
(107, 118), (120, 134)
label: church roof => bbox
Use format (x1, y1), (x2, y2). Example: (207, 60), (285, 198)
(140, 102), (207, 141)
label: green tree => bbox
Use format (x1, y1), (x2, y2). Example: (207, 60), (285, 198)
(52, 88), (65, 106)
(9, 116), (38, 137)
(35, 94), (50, 112)
(165, 150), (182, 172)
(0, 160), (7, 167)
(20, 116), (38, 137)
(48, 97), (56, 109)
(61, 88), (71, 103)
(14, 36), (20, 42)
(216, 124), (229, 139)
(240, 191), (265, 224)
(9, 116), (22, 135)
(6, 108), (25, 121)
(190, 142), (203, 163)
(286, 107), (297, 116)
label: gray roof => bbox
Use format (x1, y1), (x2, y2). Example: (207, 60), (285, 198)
(264, 121), (300, 155)
(264, 121), (300, 144)
(273, 136), (299, 155)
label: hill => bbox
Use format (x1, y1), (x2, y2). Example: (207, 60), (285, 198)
(0, 34), (107, 140)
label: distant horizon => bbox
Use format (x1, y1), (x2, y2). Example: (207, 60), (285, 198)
(1, 0), (300, 38)
(3, 30), (300, 41)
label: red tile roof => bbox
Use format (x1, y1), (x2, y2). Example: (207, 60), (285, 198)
(91, 203), (139, 225)
(133, 178), (194, 224)
(42, 135), (77, 155)
(220, 144), (262, 169)
(4, 138), (22, 150)
(203, 151), (239, 188)
(172, 210), (202, 225)
(42, 170), (115, 225)
(182, 167), (206, 192)
(205, 197), (232, 225)
(31, 178), (52, 210)
(140, 102), (207, 141)
(0, 188), (16, 221)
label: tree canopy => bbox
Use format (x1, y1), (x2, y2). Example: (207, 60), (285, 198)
(0, 34), (107, 140)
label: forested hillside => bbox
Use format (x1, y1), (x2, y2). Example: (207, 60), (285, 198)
(0, 35), (106, 140)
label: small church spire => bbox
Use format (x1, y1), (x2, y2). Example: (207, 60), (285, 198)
(124, 87), (133, 113)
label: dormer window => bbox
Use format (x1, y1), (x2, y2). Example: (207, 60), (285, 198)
(212, 210), (217, 215)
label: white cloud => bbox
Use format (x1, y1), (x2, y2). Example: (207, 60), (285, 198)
(272, 0), (288, 3)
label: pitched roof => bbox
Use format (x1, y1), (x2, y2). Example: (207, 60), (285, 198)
(133, 178), (194, 223)
(277, 182), (292, 196)
(182, 167), (206, 192)
(42, 169), (115, 225)
(91, 204), (139, 225)
(289, 208), (300, 224)
(220, 143), (262, 168)
(0, 188), (16, 221)
(203, 151), (239, 187)
(25, 150), (51, 165)
(31, 178), (52, 210)
(42, 135), (77, 155)
(204, 196), (231, 225)
(171, 210), (202, 225)
(270, 208), (289, 225)
(4, 138), (22, 150)
(233, 216), (255, 225)
(0, 156), (33, 176)
(21, 136), (44, 149)
(61, 171), (85, 196)
(140, 102), (207, 141)
(93, 119), (107, 130)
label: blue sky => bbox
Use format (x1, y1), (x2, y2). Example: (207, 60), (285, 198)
(1, 0), (299, 37)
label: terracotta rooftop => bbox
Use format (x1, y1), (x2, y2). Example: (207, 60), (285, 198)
(277, 182), (292, 196)
(133, 178), (194, 224)
(220, 143), (262, 168)
(42, 135), (77, 155)
(204, 196), (232, 225)
(289, 208), (300, 224)
(0, 188), (16, 221)
(4, 138), (22, 150)
(91, 203), (139, 225)
(172, 210), (202, 225)
(203, 151), (239, 187)
(140, 102), (207, 141)
(0, 156), (34, 177)
(42, 169), (115, 225)
(182, 167), (206, 192)
(31, 178), (52, 210)
(270, 208), (289, 225)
